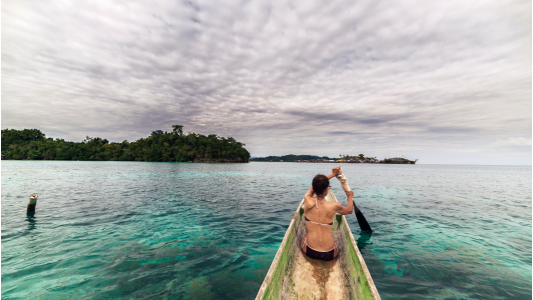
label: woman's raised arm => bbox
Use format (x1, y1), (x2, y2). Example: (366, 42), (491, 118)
(305, 187), (315, 198)
(335, 190), (354, 215)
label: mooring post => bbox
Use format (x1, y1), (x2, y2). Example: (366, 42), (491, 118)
(27, 194), (38, 211)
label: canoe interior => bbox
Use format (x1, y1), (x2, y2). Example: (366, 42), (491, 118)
(256, 188), (380, 300)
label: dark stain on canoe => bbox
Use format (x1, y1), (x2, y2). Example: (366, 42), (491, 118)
(304, 255), (338, 300)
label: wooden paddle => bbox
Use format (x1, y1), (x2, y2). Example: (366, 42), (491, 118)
(336, 167), (372, 232)
(354, 205), (372, 232)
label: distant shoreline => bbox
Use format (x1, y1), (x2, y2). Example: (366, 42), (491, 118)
(251, 154), (417, 164)
(251, 160), (417, 164)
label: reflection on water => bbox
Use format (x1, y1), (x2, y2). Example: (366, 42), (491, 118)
(356, 231), (373, 252)
(25, 211), (36, 231)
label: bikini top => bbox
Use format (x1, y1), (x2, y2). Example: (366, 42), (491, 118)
(305, 216), (333, 226)
(305, 196), (334, 226)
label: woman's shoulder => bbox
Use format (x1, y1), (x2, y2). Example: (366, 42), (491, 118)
(326, 201), (342, 212)
(303, 194), (315, 205)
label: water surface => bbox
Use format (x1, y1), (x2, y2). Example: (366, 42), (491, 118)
(2, 162), (531, 299)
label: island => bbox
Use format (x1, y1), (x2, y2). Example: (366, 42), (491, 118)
(251, 154), (417, 164)
(1, 126), (250, 163)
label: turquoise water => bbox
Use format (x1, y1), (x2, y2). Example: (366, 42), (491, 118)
(2, 161), (531, 299)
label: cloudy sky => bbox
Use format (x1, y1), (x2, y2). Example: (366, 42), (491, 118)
(2, 0), (531, 164)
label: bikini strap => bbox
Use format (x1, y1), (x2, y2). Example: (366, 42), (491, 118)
(305, 216), (333, 226)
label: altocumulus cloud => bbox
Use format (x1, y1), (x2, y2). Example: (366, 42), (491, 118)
(2, 0), (531, 164)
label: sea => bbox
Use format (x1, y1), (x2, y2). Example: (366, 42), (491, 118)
(1, 161), (531, 299)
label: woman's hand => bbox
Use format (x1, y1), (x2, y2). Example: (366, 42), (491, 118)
(332, 166), (341, 176)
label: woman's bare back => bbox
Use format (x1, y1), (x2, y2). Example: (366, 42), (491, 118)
(303, 195), (338, 251)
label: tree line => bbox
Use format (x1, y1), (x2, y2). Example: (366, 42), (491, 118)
(1, 126), (250, 162)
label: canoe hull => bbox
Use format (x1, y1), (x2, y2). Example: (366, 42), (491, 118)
(256, 188), (380, 300)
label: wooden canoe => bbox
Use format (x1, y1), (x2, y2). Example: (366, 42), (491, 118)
(256, 188), (380, 300)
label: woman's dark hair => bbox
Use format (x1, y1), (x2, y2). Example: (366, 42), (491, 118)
(312, 174), (329, 196)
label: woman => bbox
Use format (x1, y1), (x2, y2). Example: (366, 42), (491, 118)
(300, 166), (354, 261)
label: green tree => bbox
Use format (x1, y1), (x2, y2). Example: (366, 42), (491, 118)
(172, 125), (184, 136)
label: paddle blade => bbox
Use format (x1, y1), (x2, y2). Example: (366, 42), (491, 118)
(355, 210), (372, 232)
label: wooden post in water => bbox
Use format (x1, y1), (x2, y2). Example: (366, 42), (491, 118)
(27, 194), (38, 211)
